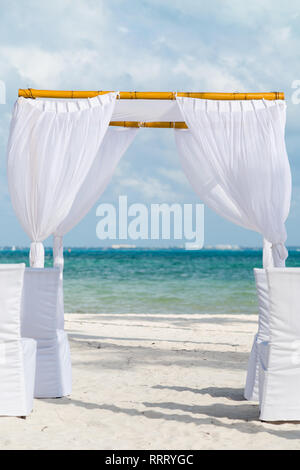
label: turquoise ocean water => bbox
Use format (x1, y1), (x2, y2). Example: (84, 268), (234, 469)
(1, 248), (300, 315)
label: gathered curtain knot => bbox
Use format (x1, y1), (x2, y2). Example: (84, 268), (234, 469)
(29, 241), (44, 268)
(271, 242), (288, 267)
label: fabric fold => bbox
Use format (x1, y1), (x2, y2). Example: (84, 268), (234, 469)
(272, 242), (288, 268)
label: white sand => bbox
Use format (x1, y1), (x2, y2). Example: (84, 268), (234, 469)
(1, 312), (300, 450)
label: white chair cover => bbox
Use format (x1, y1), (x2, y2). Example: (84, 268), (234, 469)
(259, 268), (300, 421)
(0, 264), (36, 416)
(21, 268), (71, 398)
(244, 269), (269, 401)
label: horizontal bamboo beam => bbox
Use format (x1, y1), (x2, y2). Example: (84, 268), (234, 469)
(110, 121), (188, 129)
(18, 89), (285, 101)
(18, 89), (285, 128)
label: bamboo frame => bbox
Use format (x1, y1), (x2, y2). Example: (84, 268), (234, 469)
(110, 121), (188, 129)
(18, 89), (284, 128)
(19, 89), (284, 101)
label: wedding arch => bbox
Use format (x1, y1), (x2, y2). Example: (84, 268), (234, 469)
(10, 88), (291, 272)
(6, 88), (292, 399)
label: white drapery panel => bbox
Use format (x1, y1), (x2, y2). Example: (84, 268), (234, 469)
(53, 126), (139, 262)
(52, 98), (183, 123)
(52, 126), (138, 328)
(175, 98), (291, 267)
(7, 93), (117, 267)
(111, 99), (183, 122)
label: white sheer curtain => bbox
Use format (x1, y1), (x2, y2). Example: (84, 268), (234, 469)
(54, 126), (138, 244)
(7, 93), (117, 267)
(175, 98), (291, 267)
(53, 126), (138, 268)
(52, 126), (138, 328)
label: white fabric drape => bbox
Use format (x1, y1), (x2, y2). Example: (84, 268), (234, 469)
(53, 125), (138, 265)
(52, 126), (138, 327)
(53, 98), (183, 123)
(175, 98), (291, 267)
(7, 93), (117, 267)
(111, 99), (183, 122)
(53, 126), (138, 244)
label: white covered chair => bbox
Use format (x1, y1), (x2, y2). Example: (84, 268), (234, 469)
(0, 264), (36, 416)
(259, 268), (300, 421)
(21, 268), (72, 398)
(244, 268), (270, 401)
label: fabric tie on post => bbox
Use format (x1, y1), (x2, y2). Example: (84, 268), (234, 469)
(263, 239), (287, 268)
(29, 242), (44, 268)
(271, 242), (288, 267)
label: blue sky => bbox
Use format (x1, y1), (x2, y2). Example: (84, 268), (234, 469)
(0, 0), (300, 248)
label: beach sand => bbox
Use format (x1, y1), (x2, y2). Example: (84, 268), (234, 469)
(1, 312), (300, 450)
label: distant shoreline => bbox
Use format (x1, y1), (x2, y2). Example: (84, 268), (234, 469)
(1, 246), (300, 252)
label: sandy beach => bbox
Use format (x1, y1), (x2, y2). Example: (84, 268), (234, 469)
(1, 312), (300, 450)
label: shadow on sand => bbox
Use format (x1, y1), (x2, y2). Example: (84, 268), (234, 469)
(44, 387), (300, 441)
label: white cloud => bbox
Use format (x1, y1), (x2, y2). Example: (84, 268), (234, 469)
(173, 58), (245, 92)
(0, 46), (64, 87)
(118, 26), (129, 34)
(149, 0), (299, 28)
(111, 160), (187, 202)
(117, 176), (180, 202)
(158, 168), (189, 187)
